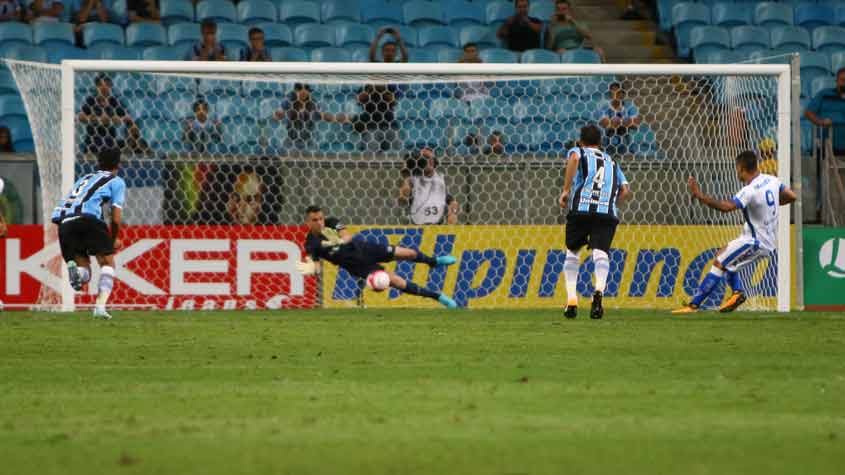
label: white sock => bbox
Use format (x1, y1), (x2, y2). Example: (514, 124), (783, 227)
(709, 266), (725, 278)
(593, 249), (610, 294)
(78, 267), (90, 284)
(564, 250), (580, 305)
(96, 266), (115, 310)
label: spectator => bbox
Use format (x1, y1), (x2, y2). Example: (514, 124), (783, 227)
(182, 99), (222, 153)
(128, 0), (160, 23)
(497, 0), (543, 52)
(456, 43), (490, 103)
(186, 20), (226, 61)
(805, 68), (845, 155)
(597, 82), (641, 154)
(399, 147), (459, 225)
(121, 124), (153, 156)
(353, 84), (399, 151)
(0, 126), (13, 152)
(272, 83), (348, 150)
(78, 74), (132, 154)
(758, 137), (778, 175)
(27, 0), (63, 22)
(464, 130), (505, 155)
(75, 0), (109, 47)
(240, 27), (270, 62)
(369, 27), (409, 63)
(545, 0), (605, 61)
(0, 0), (23, 21)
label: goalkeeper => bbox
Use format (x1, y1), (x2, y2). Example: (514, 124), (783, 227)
(296, 206), (459, 308)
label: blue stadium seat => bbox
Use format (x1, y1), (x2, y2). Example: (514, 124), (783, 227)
(168, 23), (201, 47)
(217, 23), (249, 53)
(81, 23), (124, 48)
(0, 45), (47, 64)
(379, 24), (418, 47)
(521, 49), (559, 63)
(672, 2), (710, 58)
(730, 26), (770, 55)
(560, 48), (601, 64)
(0, 96), (25, 122)
(143, 45), (189, 60)
(335, 24), (374, 48)
(459, 25), (497, 48)
(257, 23), (293, 47)
(8, 122), (34, 148)
(294, 24), (335, 47)
(160, 0), (196, 26)
(812, 26), (845, 54)
(630, 124), (658, 156)
(794, 4), (834, 31)
(690, 26), (730, 60)
(444, 1), (484, 27)
(311, 47), (351, 62)
(407, 47), (438, 62)
(811, 76), (835, 97)
(237, 0), (277, 25)
(33, 22), (74, 47)
(830, 51), (845, 75)
(837, 5), (845, 27)
(403, 0), (444, 26)
(0, 71), (17, 95)
(528, 1), (554, 21)
(437, 47), (463, 63)
(126, 23), (167, 47)
(106, 0), (128, 27)
(349, 46), (370, 62)
(322, 0), (361, 24)
(770, 25), (811, 49)
(711, 2), (751, 27)
(656, 0), (679, 32)
(47, 44), (91, 63)
(279, 1), (320, 26)
(270, 46), (308, 61)
(394, 97), (427, 121)
(486, 1), (511, 27)
(196, 0), (237, 23)
(754, 2), (793, 28)
(801, 51), (831, 89)
(198, 77), (241, 96)
(479, 47), (518, 63)
(418, 26), (458, 48)
(89, 44), (143, 59)
(361, 1), (403, 27)
(429, 97), (467, 120)
(0, 22), (33, 47)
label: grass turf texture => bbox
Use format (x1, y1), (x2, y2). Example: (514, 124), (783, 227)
(1, 309), (844, 475)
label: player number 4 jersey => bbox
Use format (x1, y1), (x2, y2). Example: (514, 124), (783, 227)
(732, 173), (784, 252)
(568, 146), (628, 220)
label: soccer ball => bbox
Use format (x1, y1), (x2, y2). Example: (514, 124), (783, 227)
(366, 270), (390, 292)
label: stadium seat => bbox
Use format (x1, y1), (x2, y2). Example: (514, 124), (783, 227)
(437, 47), (463, 63)
(89, 44), (143, 60)
(394, 97), (427, 121)
(630, 124), (658, 156)
(812, 26), (845, 54)
(407, 48), (438, 63)
(379, 25), (418, 47)
(521, 49), (559, 63)
(479, 48), (519, 63)
(106, 0), (128, 27)
(361, 1), (403, 27)
(81, 23), (124, 48)
(126, 23), (167, 47)
(46, 44), (91, 63)
(270, 46), (308, 61)
(0, 71), (17, 95)
(672, 2), (711, 58)
(294, 24), (335, 47)
(800, 51), (831, 89)
(8, 122), (33, 147)
(195, 0), (238, 23)
(0, 95), (25, 122)
(695, 49), (738, 64)
(311, 47), (351, 62)
(560, 48), (601, 64)
(322, 0), (361, 24)
(459, 25), (497, 48)
(168, 23), (201, 47)
(444, 1), (485, 27)
(429, 97), (466, 120)
(217, 23), (249, 53)
(350, 46), (370, 62)
(837, 5), (845, 27)
(830, 51), (845, 76)
(143, 45), (190, 61)
(711, 2), (751, 27)
(0, 22), (33, 47)
(237, 0), (277, 25)
(811, 76), (835, 98)
(754, 2), (793, 28)
(528, 1), (554, 21)
(0, 45), (47, 65)
(335, 24), (375, 48)
(32, 22), (74, 47)
(794, 4), (834, 31)
(770, 26), (810, 49)
(690, 25), (730, 60)
(279, 1), (321, 26)
(257, 23), (293, 47)
(160, 0), (196, 26)
(403, 0), (444, 26)
(418, 26), (458, 48)
(730, 26), (770, 55)
(486, 1), (511, 27)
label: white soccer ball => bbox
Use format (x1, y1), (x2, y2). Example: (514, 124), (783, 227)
(366, 270), (390, 292)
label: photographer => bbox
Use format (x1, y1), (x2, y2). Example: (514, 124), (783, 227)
(369, 27), (409, 63)
(497, 0), (543, 52)
(399, 147), (458, 225)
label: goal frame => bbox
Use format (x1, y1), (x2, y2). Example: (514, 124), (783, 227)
(57, 61), (799, 313)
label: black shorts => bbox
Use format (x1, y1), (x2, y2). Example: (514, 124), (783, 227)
(332, 240), (395, 279)
(57, 216), (114, 262)
(565, 213), (618, 252)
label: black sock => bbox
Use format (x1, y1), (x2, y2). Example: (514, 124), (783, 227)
(403, 281), (440, 300)
(413, 251), (436, 266)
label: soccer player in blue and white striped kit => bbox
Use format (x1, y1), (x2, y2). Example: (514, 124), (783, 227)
(558, 125), (631, 319)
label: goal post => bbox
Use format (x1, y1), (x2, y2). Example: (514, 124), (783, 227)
(7, 60), (797, 312)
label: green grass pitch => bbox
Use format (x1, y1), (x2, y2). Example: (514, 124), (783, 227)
(1, 309), (844, 474)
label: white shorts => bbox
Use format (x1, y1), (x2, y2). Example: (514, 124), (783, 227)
(716, 238), (770, 272)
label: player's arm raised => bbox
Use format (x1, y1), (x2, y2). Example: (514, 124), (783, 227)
(559, 150), (580, 208)
(687, 176), (737, 213)
(779, 185), (797, 206)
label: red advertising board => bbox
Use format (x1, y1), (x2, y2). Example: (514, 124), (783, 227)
(0, 225), (318, 310)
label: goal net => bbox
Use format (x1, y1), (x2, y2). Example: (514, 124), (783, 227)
(6, 61), (793, 312)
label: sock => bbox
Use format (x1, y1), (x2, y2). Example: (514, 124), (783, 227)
(413, 251), (436, 266)
(564, 250), (580, 305)
(690, 266), (724, 307)
(95, 266), (115, 311)
(403, 281), (440, 300)
(78, 267), (90, 284)
(593, 249), (610, 294)
(726, 271), (743, 293)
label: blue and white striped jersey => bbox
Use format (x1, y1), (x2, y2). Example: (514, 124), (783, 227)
(51, 171), (126, 224)
(568, 146), (628, 220)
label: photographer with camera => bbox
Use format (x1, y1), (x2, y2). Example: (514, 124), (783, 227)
(369, 27), (409, 63)
(399, 147), (459, 225)
(497, 0), (543, 52)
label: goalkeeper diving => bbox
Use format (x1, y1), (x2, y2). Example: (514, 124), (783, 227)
(296, 206), (459, 308)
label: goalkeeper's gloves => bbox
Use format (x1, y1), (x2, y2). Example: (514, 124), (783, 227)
(320, 228), (345, 247)
(295, 258), (317, 276)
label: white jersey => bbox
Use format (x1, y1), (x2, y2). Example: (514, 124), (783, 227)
(732, 173), (783, 252)
(409, 171), (448, 225)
